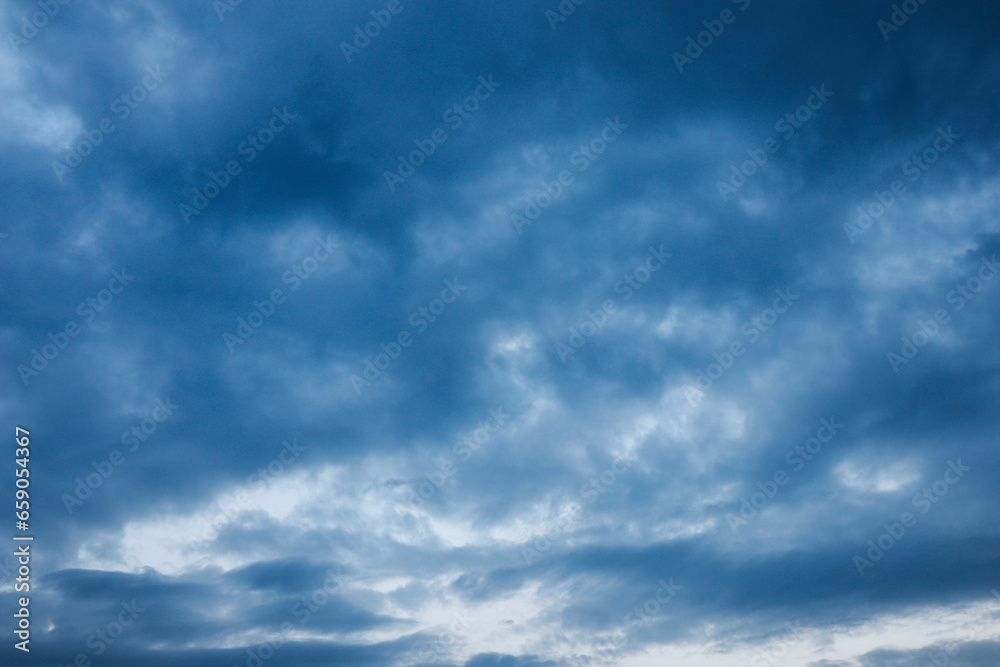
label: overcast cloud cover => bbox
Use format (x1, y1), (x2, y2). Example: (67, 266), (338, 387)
(1, 0), (1000, 665)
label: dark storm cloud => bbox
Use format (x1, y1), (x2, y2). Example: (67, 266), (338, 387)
(857, 641), (1000, 667)
(462, 653), (561, 667)
(0, 637), (432, 667)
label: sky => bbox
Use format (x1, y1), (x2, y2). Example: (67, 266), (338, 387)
(1, 0), (1000, 665)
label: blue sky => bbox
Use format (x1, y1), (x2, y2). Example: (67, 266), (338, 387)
(2, 0), (1000, 665)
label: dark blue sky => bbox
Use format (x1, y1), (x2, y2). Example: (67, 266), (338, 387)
(2, 0), (1000, 665)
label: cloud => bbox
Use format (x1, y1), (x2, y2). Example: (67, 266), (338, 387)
(2, 0), (1000, 664)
